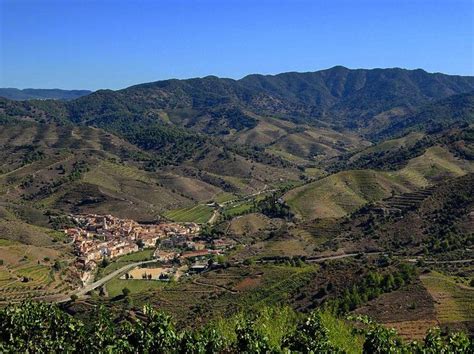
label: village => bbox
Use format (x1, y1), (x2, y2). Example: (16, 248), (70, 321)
(65, 214), (235, 284)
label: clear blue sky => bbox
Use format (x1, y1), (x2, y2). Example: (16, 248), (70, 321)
(1, 0), (472, 90)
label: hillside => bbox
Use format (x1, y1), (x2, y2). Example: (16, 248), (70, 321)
(292, 172), (474, 259)
(285, 145), (474, 220)
(2, 69), (473, 172)
(373, 92), (474, 140)
(0, 116), (301, 225)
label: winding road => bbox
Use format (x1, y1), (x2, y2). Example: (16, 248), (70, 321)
(75, 259), (157, 297)
(35, 251), (471, 304)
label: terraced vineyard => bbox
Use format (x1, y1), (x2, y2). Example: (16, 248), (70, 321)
(421, 272), (474, 324)
(375, 187), (435, 213)
(0, 242), (74, 302)
(285, 169), (410, 219)
(285, 146), (473, 220)
(163, 204), (214, 223)
(116, 264), (318, 324)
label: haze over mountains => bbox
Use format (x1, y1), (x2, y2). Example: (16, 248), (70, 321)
(0, 88), (92, 101)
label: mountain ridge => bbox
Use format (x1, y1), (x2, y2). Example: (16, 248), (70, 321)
(69, 66), (474, 134)
(0, 88), (92, 101)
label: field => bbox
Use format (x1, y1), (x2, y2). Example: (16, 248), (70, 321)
(127, 267), (168, 279)
(106, 278), (167, 298)
(0, 219), (57, 247)
(353, 281), (438, 340)
(222, 200), (254, 218)
(80, 161), (194, 218)
(285, 169), (410, 219)
(349, 132), (425, 163)
(163, 204), (214, 223)
(420, 271), (474, 323)
(221, 193), (269, 219)
(230, 116), (370, 162)
(116, 249), (154, 262)
(213, 192), (237, 204)
(228, 213), (272, 236)
(95, 249), (154, 279)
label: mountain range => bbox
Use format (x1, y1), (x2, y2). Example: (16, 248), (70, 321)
(0, 66), (473, 340)
(0, 88), (92, 101)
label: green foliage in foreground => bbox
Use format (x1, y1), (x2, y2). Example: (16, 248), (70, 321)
(0, 302), (471, 353)
(351, 315), (472, 354)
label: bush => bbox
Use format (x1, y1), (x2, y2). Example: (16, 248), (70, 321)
(122, 287), (131, 297)
(283, 310), (336, 352)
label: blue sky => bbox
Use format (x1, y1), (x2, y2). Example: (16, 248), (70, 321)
(1, 0), (472, 90)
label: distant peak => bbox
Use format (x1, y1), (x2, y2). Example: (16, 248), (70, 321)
(328, 65), (350, 70)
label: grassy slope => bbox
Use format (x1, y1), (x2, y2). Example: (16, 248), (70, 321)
(348, 132), (425, 163)
(285, 146), (473, 220)
(163, 204), (214, 223)
(228, 116), (370, 164)
(421, 271), (474, 323)
(228, 213), (272, 236)
(0, 122), (232, 222)
(95, 249), (154, 280)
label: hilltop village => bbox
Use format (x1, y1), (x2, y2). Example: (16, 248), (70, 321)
(65, 214), (234, 284)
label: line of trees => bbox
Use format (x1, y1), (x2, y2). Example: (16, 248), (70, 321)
(326, 264), (417, 315)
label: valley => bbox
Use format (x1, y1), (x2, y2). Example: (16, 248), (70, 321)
(0, 67), (473, 351)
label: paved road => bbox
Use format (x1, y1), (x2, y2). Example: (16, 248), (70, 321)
(253, 252), (382, 265)
(407, 258), (473, 264)
(208, 210), (219, 224)
(306, 253), (361, 263)
(25, 259), (158, 303)
(218, 187), (277, 207)
(74, 259), (157, 297)
(35, 252), (471, 303)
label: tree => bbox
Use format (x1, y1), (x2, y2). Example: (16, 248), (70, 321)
(53, 260), (62, 271)
(243, 258), (254, 266)
(122, 287), (131, 297)
(100, 258), (109, 268)
(382, 274), (395, 292)
(283, 310), (335, 352)
(98, 286), (106, 297)
(351, 315), (405, 353)
(235, 318), (271, 353)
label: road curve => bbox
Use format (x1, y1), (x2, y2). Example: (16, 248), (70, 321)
(75, 259), (157, 297)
